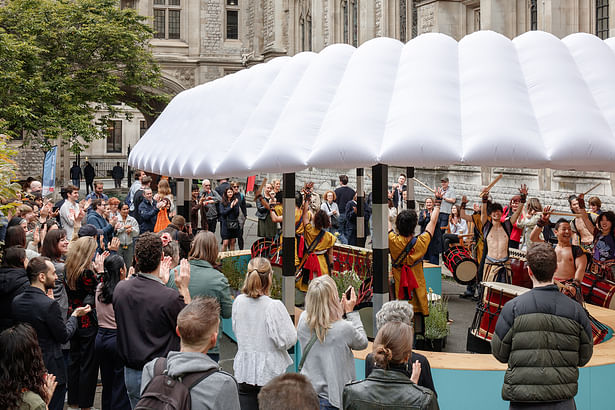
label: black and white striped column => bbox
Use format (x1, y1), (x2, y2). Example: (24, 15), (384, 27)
(406, 167), (416, 210)
(282, 173), (296, 320)
(356, 168), (365, 248)
(371, 164), (389, 336)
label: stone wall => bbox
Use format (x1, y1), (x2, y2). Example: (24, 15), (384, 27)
(14, 146), (44, 180)
(253, 165), (615, 211)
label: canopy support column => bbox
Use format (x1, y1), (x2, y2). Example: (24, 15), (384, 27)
(282, 172), (296, 319)
(176, 178), (190, 219)
(371, 164), (389, 336)
(406, 167), (415, 210)
(356, 168), (365, 248)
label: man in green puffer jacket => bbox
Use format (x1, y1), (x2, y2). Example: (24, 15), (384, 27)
(491, 242), (593, 410)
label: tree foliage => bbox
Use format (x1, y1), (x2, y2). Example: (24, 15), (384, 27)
(0, 134), (23, 210)
(0, 0), (168, 152)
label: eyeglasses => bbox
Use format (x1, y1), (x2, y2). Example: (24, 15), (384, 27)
(203, 184), (211, 187)
(232, 186), (239, 188)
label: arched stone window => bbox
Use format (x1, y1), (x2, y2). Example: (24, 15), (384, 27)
(529, 0), (537, 31)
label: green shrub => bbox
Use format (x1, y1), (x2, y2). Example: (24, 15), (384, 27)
(424, 295), (449, 340)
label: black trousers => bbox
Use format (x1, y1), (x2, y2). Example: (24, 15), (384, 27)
(207, 218), (217, 233)
(48, 383), (66, 410)
(85, 179), (94, 194)
(68, 326), (99, 408)
(238, 383), (261, 410)
(95, 328), (131, 410)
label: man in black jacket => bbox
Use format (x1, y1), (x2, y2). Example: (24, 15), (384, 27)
(12, 257), (91, 410)
(112, 161), (124, 188)
(113, 232), (191, 408)
(83, 161), (95, 194)
(491, 243), (593, 409)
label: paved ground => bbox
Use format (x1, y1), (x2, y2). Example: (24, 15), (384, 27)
(74, 179), (480, 409)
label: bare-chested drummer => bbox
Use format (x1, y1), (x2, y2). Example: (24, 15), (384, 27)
(480, 184), (526, 283)
(530, 206), (587, 301)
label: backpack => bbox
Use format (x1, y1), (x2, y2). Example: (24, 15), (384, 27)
(135, 358), (218, 410)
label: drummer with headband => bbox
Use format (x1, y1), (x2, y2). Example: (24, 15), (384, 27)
(388, 188), (443, 329)
(480, 184), (526, 283)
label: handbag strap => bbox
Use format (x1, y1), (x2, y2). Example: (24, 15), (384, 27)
(298, 333), (318, 372)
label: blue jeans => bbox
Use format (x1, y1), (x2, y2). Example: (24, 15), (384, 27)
(124, 367), (142, 409)
(336, 214), (348, 245)
(72, 179), (80, 188)
(319, 396), (338, 410)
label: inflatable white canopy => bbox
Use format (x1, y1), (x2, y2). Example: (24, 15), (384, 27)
(129, 30), (615, 178)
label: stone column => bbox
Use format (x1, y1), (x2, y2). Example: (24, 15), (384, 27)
(480, 0), (516, 38)
(282, 172), (296, 318)
(371, 164), (389, 336)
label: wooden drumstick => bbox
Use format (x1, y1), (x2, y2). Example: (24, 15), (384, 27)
(583, 183), (601, 196)
(412, 177), (435, 193)
(484, 174), (503, 192)
(549, 211), (581, 217)
(253, 177), (267, 199)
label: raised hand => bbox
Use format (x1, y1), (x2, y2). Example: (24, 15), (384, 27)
(108, 237), (120, 252)
(93, 251), (109, 273)
(128, 266), (135, 278)
(519, 184), (528, 202)
(159, 256), (173, 284)
(43, 373), (57, 405)
(434, 187), (443, 200)
(175, 259), (191, 289)
(410, 360), (422, 384)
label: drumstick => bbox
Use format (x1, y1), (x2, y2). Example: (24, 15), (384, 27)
(549, 211), (582, 217)
(412, 177), (435, 193)
(484, 174), (503, 192)
(583, 183), (601, 196)
(253, 177), (267, 199)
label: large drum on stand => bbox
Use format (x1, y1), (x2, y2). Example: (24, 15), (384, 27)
(582, 273), (615, 309)
(470, 282), (529, 342)
(509, 248), (533, 289)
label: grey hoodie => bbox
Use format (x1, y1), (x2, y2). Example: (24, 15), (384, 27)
(141, 351), (240, 410)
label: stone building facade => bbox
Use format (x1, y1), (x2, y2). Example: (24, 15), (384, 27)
(14, 0), (615, 204)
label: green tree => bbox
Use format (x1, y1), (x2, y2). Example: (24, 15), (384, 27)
(0, 134), (23, 211)
(0, 0), (168, 153)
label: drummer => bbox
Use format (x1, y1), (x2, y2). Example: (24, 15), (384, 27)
(459, 199), (484, 299)
(389, 188), (442, 323)
(480, 184), (526, 283)
(295, 187), (336, 292)
(529, 207), (587, 301)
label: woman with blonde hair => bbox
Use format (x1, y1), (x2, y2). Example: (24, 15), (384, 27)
(297, 275), (368, 409)
(65, 236), (106, 410)
(232, 257), (297, 410)
(343, 321), (439, 410)
(155, 178), (175, 217)
(517, 197), (542, 250)
(166, 231), (232, 362)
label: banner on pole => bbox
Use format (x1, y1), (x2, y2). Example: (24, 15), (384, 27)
(42, 146), (58, 196)
(246, 175), (256, 192)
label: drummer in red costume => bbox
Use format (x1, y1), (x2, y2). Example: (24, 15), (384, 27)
(295, 186), (336, 292)
(388, 188), (442, 319)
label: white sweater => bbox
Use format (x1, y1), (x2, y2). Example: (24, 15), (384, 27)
(232, 294), (297, 386)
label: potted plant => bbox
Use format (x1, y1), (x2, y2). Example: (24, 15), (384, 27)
(416, 290), (449, 351)
(332, 270), (375, 338)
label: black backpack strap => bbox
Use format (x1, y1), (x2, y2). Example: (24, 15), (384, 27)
(181, 368), (219, 390)
(392, 236), (418, 269)
(153, 357), (167, 376)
